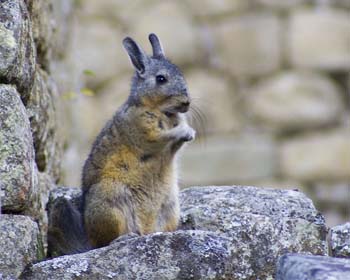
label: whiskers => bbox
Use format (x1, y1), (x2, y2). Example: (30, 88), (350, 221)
(187, 98), (207, 141)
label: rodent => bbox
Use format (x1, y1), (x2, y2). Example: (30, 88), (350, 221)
(47, 33), (195, 256)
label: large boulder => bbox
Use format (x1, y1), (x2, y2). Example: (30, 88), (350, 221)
(0, 85), (37, 212)
(0, 0), (36, 97)
(42, 185), (327, 279)
(276, 253), (350, 280)
(330, 223), (350, 258)
(22, 230), (235, 280)
(179, 186), (328, 279)
(0, 215), (43, 280)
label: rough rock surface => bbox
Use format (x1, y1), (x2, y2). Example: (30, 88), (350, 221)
(22, 230), (235, 280)
(24, 172), (56, 254)
(179, 186), (328, 279)
(250, 71), (344, 131)
(276, 253), (350, 280)
(0, 215), (43, 280)
(43, 185), (327, 279)
(330, 223), (350, 258)
(0, 85), (36, 212)
(0, 0), (36, 97)
(27, 69), (62, 181)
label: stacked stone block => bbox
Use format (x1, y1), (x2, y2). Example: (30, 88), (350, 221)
(0, 0), (75, 278)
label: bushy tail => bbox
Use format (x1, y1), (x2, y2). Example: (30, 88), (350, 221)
(47, 197), (91, 257)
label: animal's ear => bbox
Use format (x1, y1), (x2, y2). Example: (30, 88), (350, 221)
(149, 33), (165, 58)
(122, 37), (148, 75)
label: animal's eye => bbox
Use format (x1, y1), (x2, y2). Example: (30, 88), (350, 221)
(156, 75), (167, 84)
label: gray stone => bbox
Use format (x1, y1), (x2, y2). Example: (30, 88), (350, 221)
(212, 13), (281, 76)
(0, 215), (43, 280)
(74, 19), (129, 86)
(289, 9), (350, 71)
(330, 223), (350, 258)
(281, 129), (350, 182)
(180, 134), (277, 186)
(130, 1), (201, 66)
(24, 172), (56, 255)
(22, 230), (235, 280)
(26, 68), (62, 182)
(179, 186), (328, 279)
(186, 69), (241, 134)
(46, 186), (327, 279)
(26, 0), (55, 68)
(276, 253), (350, 280)
(249, 71), (344, 131)
(0, 0), (36, 97)
(0, 85), (36, 212)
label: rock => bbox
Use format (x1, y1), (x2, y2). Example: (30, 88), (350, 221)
(0, 0), (36, 97)
(26, 68), (62, 182)
(330, 223), (350, 258)
(249, 71), (344, 131)
(280, 129), (350, 182)
(74, 19), (129, 86)
(26, 0), (55, 68)
(46, 186), (327, 279)
(22, 230), (236, 280)
(24, 172), (56, 255)
(186, 69), (241, 134)
(180, 134), (277, 186)
(179, 186), (328, 279)
(51, 0), (75, 60)
(130, 1), (200, 66)
(0, 215), (43, 280)
(276, 253), (350, 280)
(212, 13), (281, 76)
(0, 85), (37, 212)
(184, 0), (250, 17)
(289, 8), (350, 71)
(256, 0), (306, 10)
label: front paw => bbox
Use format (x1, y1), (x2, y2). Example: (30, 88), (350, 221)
(180, 126), (196, 142)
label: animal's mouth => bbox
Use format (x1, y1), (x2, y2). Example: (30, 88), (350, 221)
(163, 101), (190, 117)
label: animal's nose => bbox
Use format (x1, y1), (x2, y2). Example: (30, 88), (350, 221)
(177, 101), (190, 113)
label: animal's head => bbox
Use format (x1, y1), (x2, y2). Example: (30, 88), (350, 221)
(123, 34), (190, 116)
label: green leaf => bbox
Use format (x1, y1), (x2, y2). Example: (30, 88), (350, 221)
(83, 69), (96, 76)
(62, 91), (78, 100)
(81, 88), (95, 97)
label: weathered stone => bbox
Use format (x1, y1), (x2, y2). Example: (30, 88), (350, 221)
(23, 230), (236, 280)
(26, 0), (55, 68)
(179, 186), (327, 279)
(130, 1), (200, 66)
(51, 0), (75, 60)
(186, 69), (241, 134)
(180, 134), (277, 186)
(184, 0), (250, 17)
(0, 0), (36, 97)
(289, 9), (350, 71)
(213, 13), (281, 76)
(256, 0), (306, 9)
(75, 19), (129, 86)
(0, 85), (36, 212)
(27, 68), (62, 182)
(249, 71), (344, 131)
(276, 253), (350, 280)
(45, 185), (327, 279)
(330, 223), (350, 258)
(24, 172), (56, 255)
(0, 215), (43, 280)
(281, 129), (350, 182)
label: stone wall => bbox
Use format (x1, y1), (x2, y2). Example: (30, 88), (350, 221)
(62, 0), (350, 227)
(0, 0), (75, 277)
